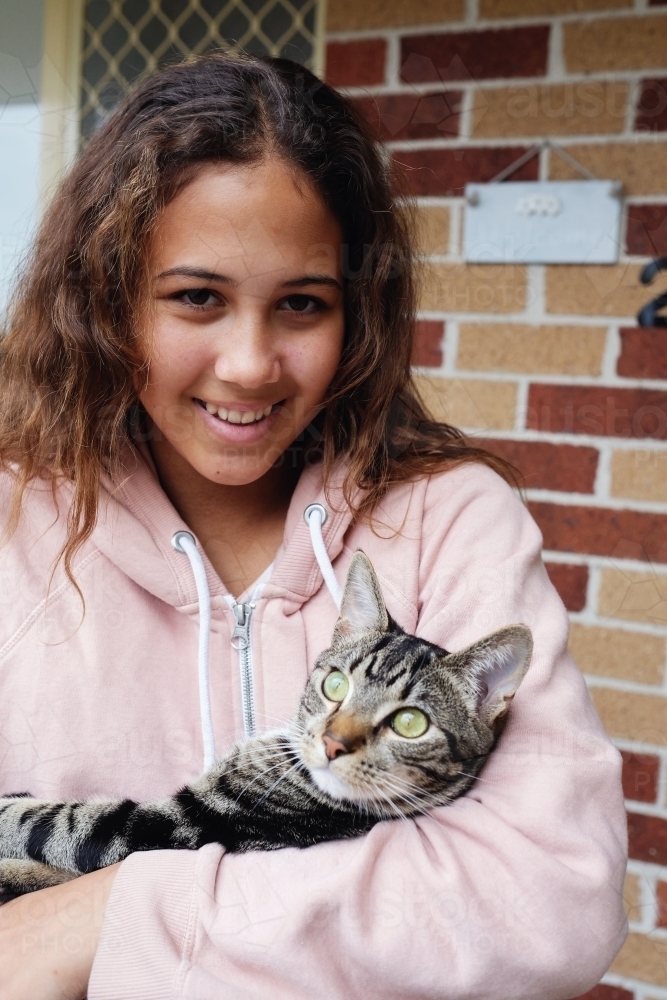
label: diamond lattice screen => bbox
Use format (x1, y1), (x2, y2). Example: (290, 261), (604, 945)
(80, 0), (320, 137)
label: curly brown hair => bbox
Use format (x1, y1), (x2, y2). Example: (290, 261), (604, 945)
(0, 52), (515, 580)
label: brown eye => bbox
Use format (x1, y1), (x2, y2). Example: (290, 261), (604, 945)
(279, 295), (321, 314)
(183, 288), (216, 306)
(284, 295), (310, 311)
(390, 708), (429, 738)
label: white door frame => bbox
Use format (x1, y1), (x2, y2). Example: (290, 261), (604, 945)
(39, 0), (85, 205)
(38, 0), (327, 206)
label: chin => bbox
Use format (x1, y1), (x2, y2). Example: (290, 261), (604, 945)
(193, 452), (277, 487)
(308, 766), (371, 804)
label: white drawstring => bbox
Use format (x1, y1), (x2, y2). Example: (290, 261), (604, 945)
(171, 504), (340, 773)
(171, 531), (216, 771)
(304, 504), (343, 609)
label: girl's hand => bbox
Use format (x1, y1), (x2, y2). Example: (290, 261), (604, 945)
(0, 862), (120, 999)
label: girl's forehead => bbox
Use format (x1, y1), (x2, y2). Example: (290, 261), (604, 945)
(150, 160), (342, 276)
(157, 160), (340, 244)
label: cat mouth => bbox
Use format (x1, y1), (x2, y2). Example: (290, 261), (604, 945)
(308, 764), (368, 803)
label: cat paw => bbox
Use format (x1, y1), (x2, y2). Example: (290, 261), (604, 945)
(0, 859), (77, 901)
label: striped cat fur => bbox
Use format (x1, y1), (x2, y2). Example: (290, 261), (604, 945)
(0, 552), (532, 899)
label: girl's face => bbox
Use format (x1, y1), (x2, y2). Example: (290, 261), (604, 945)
(139, 160), (345, 486)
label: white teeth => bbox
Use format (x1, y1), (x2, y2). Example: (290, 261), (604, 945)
(202, 400), (274, 424)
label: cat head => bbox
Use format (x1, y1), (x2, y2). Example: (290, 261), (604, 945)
(294, 552), (532, 815)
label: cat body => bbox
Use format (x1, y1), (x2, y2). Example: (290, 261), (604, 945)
(0, 553), (532, 899)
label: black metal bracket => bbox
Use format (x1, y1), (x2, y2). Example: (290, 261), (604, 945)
(637, 258), (667, 328)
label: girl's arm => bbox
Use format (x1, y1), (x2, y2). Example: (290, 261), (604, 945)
(0, 863), (119, 1000)
(88, 468), (628, 1000)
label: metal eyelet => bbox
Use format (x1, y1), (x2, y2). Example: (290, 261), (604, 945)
(303, 503), (328, 526)
(171, 530), (196, 552)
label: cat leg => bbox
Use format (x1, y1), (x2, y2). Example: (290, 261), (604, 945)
(0, 858), (78, 902)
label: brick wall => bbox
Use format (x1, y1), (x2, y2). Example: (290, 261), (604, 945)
(326, 2), (667, 998)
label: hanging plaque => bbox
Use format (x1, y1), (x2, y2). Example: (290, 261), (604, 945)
(463, 180), (622, 265)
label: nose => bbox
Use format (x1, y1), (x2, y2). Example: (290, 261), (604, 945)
(323, 732), (350, 760)
(213, 315), (281, 389)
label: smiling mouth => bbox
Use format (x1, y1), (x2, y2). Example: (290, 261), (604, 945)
(194, 398), (282, 426)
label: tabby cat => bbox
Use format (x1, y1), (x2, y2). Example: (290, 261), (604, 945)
(0, 552), (532, 899)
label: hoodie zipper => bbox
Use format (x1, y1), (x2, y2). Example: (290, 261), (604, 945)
(231, 601), (256, 739)
(227, 565), (275, 740)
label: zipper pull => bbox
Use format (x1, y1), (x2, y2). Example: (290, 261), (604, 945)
(231, 602), (254, 650)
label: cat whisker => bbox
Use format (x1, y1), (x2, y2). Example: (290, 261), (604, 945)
(233, 755), (299, 804)
(372, 782), (428, 815)
(369, 787), (416, 827)
(370, 772), (466, 812)
(455, 770), (498, 786)
(249, 760), (305, 813)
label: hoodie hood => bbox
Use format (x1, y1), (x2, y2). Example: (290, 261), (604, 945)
(93, 445), (353, 615)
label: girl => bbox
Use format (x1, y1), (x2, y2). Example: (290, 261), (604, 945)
(0, 55), (626, 999)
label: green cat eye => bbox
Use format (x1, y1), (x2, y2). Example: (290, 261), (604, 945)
(391, 708), (429, 738)
(322, 670), (349, 702)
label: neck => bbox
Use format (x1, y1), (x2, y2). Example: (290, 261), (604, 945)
(148, 437), (301, 596)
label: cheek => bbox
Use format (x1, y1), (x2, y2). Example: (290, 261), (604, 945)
(140, 321), (209, 405)
(287, 323), (344, 402)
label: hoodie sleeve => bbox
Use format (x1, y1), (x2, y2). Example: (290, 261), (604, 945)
(88, 465), (627, 1000)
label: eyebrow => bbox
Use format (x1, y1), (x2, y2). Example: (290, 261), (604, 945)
(155, 266), (238, 284)
(155, 267), (342, 291)
(281, 274), (342, 291)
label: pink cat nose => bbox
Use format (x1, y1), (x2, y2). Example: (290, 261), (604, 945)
(323, 733), (350, 760)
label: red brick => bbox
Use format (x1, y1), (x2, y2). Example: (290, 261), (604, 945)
(544, 562), (588, 612)
(353, 91), (462, 142)
(400, 26), (549, 84)
(621, 750), (660, 803)
(326, 39), (387, 89)
(394, 146), (538, 197)
(527, 384), (667, 440)
(658, 881), (667, 928)
(626, 204), (667, 257)
(528, 501), (667, 563)
(628, 810), (667, 865)
(635, 78), (667, 133)
(475, 438), (598, 492)
(570, 987), (634, 1000)
(412, 320), (444, 367)
(618, 327), (667, 380)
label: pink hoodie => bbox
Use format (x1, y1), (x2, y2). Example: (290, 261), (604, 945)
(0, 448), (627, 999)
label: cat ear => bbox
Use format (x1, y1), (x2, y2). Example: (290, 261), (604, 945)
(332, 552), (389, 642)
(452, 625), (533, 727)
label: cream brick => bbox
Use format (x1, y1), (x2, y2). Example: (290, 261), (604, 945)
(421, 263), (526, 314)
(548, 141), (667, 197)
(599, 568), (667, 628)
(416, 206), (450, 257)
(624, 873), (642, 923)
(481, 0), (629, 15)
(545, 264), (648, 318)
(565, 15), (667, 74)
(471, 83), (627, 139)
(327, 0), (463, 30)
(611, 932), (667, 987)
(414, 375), (517, 431)
(611, 450), (667, 503)
(590, 687), (667, 747)
(457, 323), (606, 376)
(569, 623), (665, 685)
